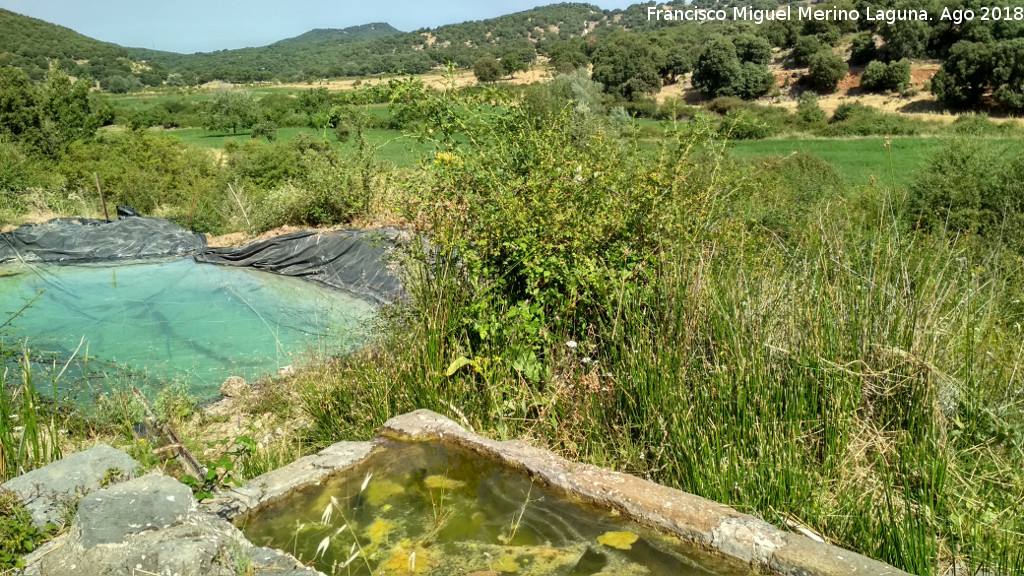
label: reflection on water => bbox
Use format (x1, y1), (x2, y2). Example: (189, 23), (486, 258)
(0, 258), (375, 400)
(240, 441), (750, 576)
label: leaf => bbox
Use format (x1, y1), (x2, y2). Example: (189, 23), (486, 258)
(445, 356), (474, 376)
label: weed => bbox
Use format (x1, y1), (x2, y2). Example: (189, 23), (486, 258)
(0, 490), (55, 571)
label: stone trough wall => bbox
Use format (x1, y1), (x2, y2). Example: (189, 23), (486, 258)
(210, 409), (911, 576)
(5, 410), (912, 576)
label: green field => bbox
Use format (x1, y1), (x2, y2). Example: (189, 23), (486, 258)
(727, 136), (1024, 188)
(167, 127), (433, 168)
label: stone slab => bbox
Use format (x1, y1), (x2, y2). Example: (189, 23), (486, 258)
(1, 444), (139, 529)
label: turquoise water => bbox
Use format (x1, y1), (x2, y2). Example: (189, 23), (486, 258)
(0, 258), (375, 400)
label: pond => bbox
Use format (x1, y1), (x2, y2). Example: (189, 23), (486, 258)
(238, 440), (751, 576)
(0, 258), (375, 401)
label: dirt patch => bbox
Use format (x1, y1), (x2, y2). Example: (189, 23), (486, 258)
(659, 62), (998, 125)
(205, 224), (308, 247)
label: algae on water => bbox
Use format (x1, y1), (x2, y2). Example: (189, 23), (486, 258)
(239, 441), (750, 576)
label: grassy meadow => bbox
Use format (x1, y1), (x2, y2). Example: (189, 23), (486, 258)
(3, 79), (1024, 576)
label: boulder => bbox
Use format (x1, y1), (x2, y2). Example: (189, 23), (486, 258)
(1, 444), (139, 529)
(220, 376), (250, 398)
(25, 473), (322, 576)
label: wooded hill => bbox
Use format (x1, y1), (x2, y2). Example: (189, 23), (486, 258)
(3, 0), (1024, 113)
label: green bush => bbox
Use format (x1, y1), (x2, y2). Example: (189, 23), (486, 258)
(737, 152), (843, 241)
(849, 32), (878, 65)
(721, 108), (776, 140)
(57, 131), (227, 231)
(790, 35), (824, 68)
(947, 113), (1000, 136)
(473, 55), (503, 83)
(657, 97), (699, 121)
(241, 134), (381, 232)
(1, 491), (56, 571)
(806, 51), (848, 93)
(820, 102), (924, 136)
(795, 92), (827, 126)
(859, 59), (910, 93)
(907, 138), (1024, 252)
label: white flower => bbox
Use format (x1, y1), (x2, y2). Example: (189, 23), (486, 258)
(566, 340), (578, 349)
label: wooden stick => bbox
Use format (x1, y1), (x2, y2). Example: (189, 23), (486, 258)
(130, 387), (206, 478)
(94, 173), (109, 221)
(186, 187), (201, 230)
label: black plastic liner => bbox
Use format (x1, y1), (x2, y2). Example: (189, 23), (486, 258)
(195, 228), (403, 305)
(0, 218), (207, 263)
(1, 218), (403, 305)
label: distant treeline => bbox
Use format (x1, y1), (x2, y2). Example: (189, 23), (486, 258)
(2, 0), (1024, 113)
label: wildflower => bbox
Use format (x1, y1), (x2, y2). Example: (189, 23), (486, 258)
(566, 340), (578, 350)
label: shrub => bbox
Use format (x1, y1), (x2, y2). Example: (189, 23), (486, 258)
(250, 120), (278, 142)
(795, 92), (827, 125)
(791, 35), (824, 68)
(657, 97), (699, 121)
(806, 51), (848, 93)
(738, 152), (843, 240)
(820, 102), (923, 136)
(721, 108), (776, 139)
(859, 59), (910, 93)
(907, 138), (1024, 252)
(947, 113), (999, 136)
(473, 56), (503, 83)
(849, 32), (877, 65)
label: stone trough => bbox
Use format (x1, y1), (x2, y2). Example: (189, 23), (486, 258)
(7, 410), (912, 576)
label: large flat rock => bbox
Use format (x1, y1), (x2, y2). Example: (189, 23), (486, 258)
(1, 444), (139, 529)
(25, 473), (324, 576)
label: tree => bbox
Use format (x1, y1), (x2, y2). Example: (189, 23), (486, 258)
(591, 33), (663, 100)
(473, 55), (503, 83)
(733, 35), (772, 66)
(501, 52), (527, 76)
(547, 40), (588, 74)
(0, 67), (43, 142)
(43, 66), (100, 148)
(879, 13), (931, 60)
(692, 39), (774, 100)
(991, 38), (1024, 112)
(931, 41), (995, 109)
(791, 36), (824, 68)
(849, 33), (877, 66)
(806, 51), (848, 93)
(204, 89), (258, 134)
(692, 38), (743, 98)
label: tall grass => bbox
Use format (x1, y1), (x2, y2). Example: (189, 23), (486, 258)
(0, 349), (65, 482)
(297, 94), (1024, 575)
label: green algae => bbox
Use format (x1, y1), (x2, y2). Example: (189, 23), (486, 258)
(239, 441), (751, 576)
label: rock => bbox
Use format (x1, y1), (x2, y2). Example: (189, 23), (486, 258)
(74, 475), (193, 548)
(23, 473), (325, 576)
(1, 444), (140, 529)
(220, 376), (250, 398)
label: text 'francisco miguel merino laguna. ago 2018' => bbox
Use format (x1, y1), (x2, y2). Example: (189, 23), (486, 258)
(645, 4), (1017, 25)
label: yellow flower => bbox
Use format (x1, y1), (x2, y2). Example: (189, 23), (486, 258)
(433, 151), (462, 168)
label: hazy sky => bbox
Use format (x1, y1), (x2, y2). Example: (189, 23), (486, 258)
(0, 0), (641, 53)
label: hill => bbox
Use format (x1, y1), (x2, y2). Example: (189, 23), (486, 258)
(126, 3), (613, 83)
(272, 23), (403, 45)
(0, 8), (136, 81)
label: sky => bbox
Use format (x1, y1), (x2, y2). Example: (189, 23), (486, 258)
(0, 0), (641, 53)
